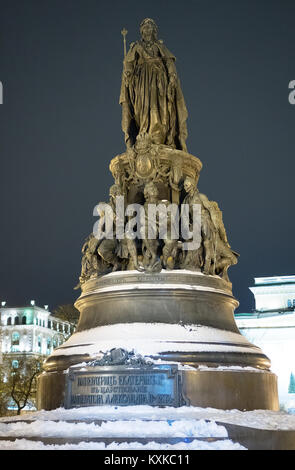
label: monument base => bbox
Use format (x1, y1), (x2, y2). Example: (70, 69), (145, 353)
(37, 271), (279, 411)
(37, 364), (278, 412)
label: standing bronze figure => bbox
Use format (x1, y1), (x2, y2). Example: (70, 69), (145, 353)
(120, 18), (188, 151)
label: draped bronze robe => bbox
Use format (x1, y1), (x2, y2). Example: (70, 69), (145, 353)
(120, 40), (188, 151)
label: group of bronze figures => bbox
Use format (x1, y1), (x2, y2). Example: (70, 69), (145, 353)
(76, 18), (238, 288)
(77, 175), (238, 287)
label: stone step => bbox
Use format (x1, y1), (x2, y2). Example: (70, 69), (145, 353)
(217, 421), (295, 451)
(0, 436), (227, 445)
(1, 417), (295, 450)
(0, 417), (237, 449)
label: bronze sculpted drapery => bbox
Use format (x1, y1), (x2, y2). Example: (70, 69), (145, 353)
(76, 18), (238, 284)
(120, 18), (188, 151)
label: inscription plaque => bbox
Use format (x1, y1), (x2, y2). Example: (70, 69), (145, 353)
(65, 364), (180, 408)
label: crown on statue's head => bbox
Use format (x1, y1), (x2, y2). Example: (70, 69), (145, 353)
(140, 18), (158, 35)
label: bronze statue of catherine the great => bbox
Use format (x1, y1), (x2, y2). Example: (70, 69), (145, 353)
(120, 18), (188, 151)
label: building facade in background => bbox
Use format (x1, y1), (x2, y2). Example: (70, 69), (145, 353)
(235, 276), (295, 411)
(0, 302), (74, 365)
(0, 301), (74, 412)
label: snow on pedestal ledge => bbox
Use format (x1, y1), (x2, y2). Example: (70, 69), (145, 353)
(50, 322), (262, 359)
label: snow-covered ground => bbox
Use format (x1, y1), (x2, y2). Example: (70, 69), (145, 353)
(1, 405), (295, 450)
(0, 415), (244, 450)
(0, 438), (245, 450)
(2, 405), (295, 430)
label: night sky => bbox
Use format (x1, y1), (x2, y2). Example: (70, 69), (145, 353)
(0, 0), (294, 313)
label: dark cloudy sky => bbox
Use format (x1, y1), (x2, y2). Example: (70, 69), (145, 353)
(0, 0), (294, 313)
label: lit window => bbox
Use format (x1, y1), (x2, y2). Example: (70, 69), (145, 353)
(11, 332), (20, 352)
(12, 332), (20, 345)
(288, 373), (295, 394)
(12, 360), (19, 369)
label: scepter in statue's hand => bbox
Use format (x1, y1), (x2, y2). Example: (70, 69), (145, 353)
(121, 27), (131, 86)
(121, 28), (128, 58)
